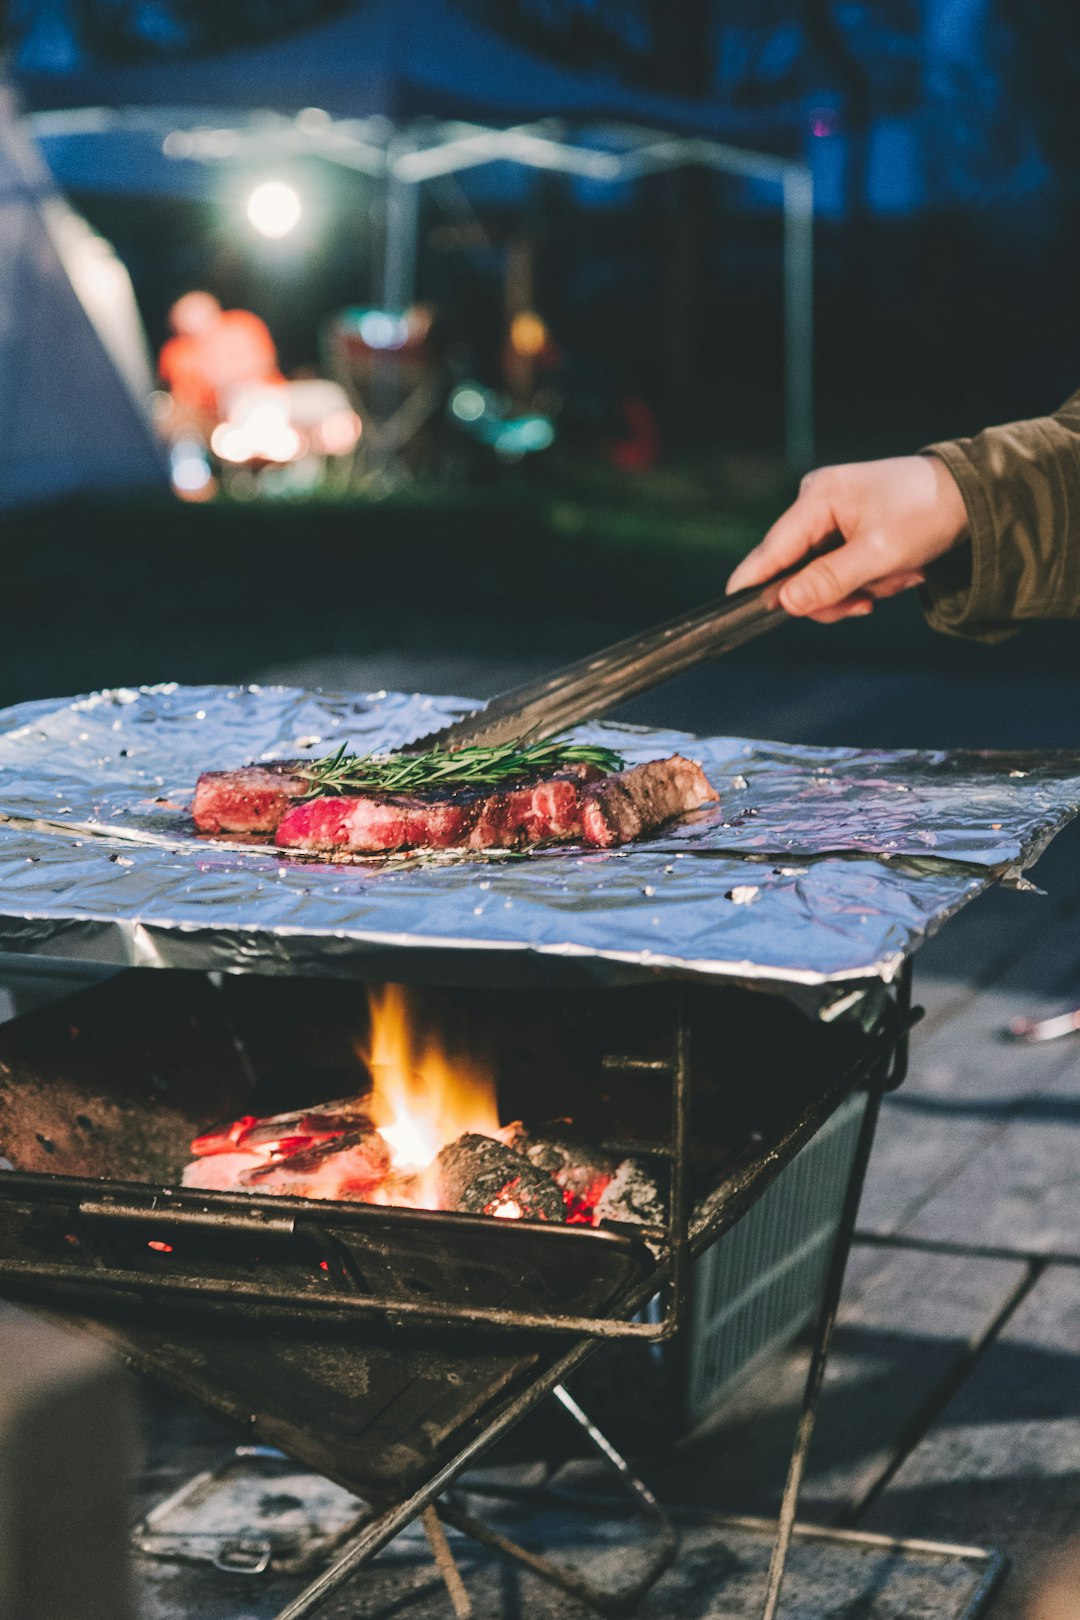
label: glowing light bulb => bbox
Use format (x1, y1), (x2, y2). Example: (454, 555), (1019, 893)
(451, 386), (486, 422)
(246, 181), (302, 239)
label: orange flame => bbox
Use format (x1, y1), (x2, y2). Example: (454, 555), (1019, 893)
(359, 983), (500, 1201)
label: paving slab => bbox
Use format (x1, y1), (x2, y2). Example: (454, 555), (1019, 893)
(863, 1263), (1080, 1620)
(135, 1494), (1003, 1620)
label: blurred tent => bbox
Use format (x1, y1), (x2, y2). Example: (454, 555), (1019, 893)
(0, 82), (164, 509)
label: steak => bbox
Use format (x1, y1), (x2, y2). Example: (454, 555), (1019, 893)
(272, 755), (718, 855)
(192, 762), (311, 834)
(580, 756), (720, 848)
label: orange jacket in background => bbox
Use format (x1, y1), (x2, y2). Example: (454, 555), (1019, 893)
(159, 309), (282, 418)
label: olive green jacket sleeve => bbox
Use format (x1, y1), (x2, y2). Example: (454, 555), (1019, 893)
(921, 388), (1080, 640)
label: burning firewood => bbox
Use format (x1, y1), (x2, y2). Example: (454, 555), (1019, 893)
(506, 1126), (618, 1224)
(189, 1096), (375, 1158)
(183, 1127), (390, 1205)
(182, 1085), (661, 1227)
(181, 1096), (389, 1201)
(433, 1133), (567, 1222)
(182, 1150), (267, 1191)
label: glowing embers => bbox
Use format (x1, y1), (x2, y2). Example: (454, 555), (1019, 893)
(182, 1095), (390, 1200)
(181, 982), (661, 1227)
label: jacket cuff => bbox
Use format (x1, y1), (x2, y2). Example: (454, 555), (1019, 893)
(918, 442), (1015, 641)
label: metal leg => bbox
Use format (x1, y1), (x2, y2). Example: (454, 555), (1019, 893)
(268, 1330), (605, 1620)
(438, 1383), (678, 1618)
(271, 1374), (676, 1620)
(421, 1504), (473, 1619)
(759, 1084), (885, 1620)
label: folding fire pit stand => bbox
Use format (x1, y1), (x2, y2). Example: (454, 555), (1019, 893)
(260, 974), (911, 1620)
(0, 967), (909, 1620)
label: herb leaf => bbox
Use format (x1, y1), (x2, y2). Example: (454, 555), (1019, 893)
(302, 738), (625, 796)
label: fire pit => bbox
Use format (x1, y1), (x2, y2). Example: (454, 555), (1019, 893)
(0, 684), (1078, 1618)
(0, 963), (905, 1618)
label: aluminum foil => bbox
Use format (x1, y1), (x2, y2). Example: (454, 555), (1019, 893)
(0, 683), (1075, 1007)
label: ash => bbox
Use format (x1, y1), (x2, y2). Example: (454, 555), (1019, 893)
(595, 1159), (666, 1228)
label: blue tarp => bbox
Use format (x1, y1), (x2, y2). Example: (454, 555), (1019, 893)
(18, 0), (795, 153)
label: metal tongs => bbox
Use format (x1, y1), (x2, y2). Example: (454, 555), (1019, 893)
(410, 557), (810, 752)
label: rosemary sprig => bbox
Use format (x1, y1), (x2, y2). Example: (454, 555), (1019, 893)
(302, 738), (625, 796)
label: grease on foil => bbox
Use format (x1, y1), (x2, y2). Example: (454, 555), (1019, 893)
(0, 683), (1074, 1006)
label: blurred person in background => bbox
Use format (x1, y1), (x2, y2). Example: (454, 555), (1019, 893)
(158, 291), (282, 442)
(725, 391), (1080, 637)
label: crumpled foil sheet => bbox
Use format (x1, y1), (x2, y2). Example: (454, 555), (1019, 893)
(0, 683), (1075, 1006)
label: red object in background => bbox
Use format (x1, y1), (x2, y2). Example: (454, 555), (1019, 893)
(159, 293), (282, 420)
(603, 396), (661, 473)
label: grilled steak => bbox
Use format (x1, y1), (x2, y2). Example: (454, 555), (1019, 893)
(193, 752), (717, 852)
(271, 755), (717, 855)
(580, 756), (720, 848)
(192, 762), (311, 834)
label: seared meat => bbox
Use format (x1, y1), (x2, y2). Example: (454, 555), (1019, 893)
(274, 790), (479, 854)
(192, 762), (311, 834)
(271, 755), (717, 855)
(580, 756), (719, 848)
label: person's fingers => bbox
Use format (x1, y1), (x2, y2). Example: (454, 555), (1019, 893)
(726, 484), (838, 594)
(777, 535), (891, 616)
(804, 592), (876, 624)
(796, 570), (925, 624)
(865, 570), (925, 600)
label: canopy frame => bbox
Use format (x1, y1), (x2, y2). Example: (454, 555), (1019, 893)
(29, 106), (814, 465)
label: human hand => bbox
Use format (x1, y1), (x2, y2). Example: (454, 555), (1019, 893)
(725, 455), (969, 623)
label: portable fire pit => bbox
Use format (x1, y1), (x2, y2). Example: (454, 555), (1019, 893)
(0, 685), (1078, 1620)
(0, 966), (907, 1618)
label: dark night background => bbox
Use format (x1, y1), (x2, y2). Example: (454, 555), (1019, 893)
(6, 0), (1080, 721)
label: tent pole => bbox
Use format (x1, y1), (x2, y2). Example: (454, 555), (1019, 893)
(382, 136), (419, 310)
(782, 165), (814, 472)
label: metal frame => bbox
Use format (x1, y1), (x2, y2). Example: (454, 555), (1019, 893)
(257, 968), (916, 1620)
(0, 985), (903, 1345)
(0, 967), (914, 1617)
(435, 1385), (678, 1620)
(28, 106), (815, 466)
(761, 959), (914, 1620)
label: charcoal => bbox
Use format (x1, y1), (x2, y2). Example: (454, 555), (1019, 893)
(434, 1133), (566, 1222)
(594, 1158), (665, 1228)
(521, 1130), (616, 1192)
